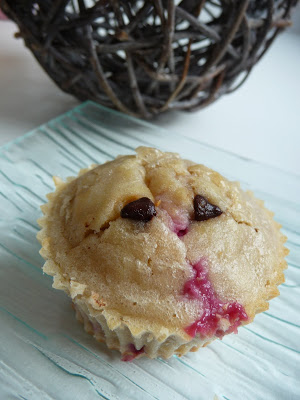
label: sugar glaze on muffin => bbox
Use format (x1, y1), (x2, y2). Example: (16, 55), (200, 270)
(37, 147), (288, 360)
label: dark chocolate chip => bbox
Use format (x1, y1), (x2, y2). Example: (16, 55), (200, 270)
(194, 195), (223, 221)
(121, 197), (156, 222)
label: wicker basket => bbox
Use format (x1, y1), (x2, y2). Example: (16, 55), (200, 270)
(1, 0), (297, 118)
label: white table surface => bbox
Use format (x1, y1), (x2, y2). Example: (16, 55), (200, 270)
(0, 17), (299, 175)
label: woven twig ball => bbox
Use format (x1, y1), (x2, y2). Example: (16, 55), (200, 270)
(2, 0), (297, 118)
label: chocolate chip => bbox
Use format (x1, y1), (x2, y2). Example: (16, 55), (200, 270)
(121, 197), (156, 222)
(194, 195), (223, 221)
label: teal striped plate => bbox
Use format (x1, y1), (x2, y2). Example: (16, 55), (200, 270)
(0, 102), (299, 400)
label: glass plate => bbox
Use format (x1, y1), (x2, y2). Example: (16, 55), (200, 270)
(0, 101), (299, 400)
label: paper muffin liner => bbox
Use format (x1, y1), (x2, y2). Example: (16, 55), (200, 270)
(244, 191), (289, 317)
(37, 168), (289, 361)
(72, 299), (206, 360)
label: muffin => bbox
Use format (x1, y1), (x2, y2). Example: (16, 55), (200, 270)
(37, 147), (288, 360)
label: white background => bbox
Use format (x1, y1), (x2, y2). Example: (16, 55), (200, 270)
(0, 7), (299, 175)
